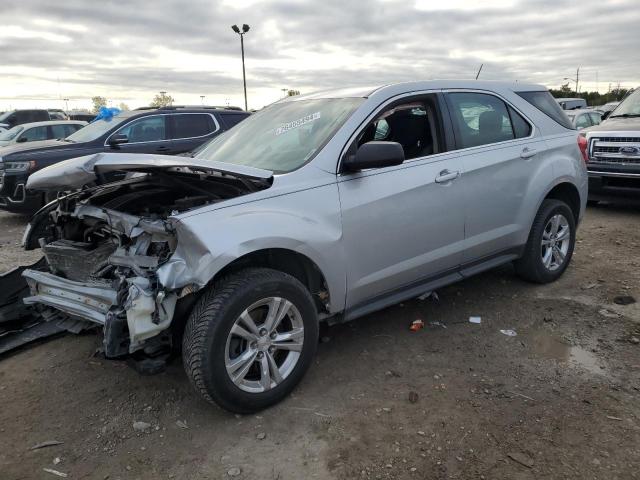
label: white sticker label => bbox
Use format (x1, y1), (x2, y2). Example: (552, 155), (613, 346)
(275, 112), (321, 135)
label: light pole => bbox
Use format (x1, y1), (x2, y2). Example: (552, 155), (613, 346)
(563, 67), (580, 95)
(231, 24), (250, 111)
(200, 95), (205, 106)
(63, 98), (69, 112)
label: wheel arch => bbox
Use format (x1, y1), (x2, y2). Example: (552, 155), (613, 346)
(541, 181), (582, 224)
(212, 248), (332, 315)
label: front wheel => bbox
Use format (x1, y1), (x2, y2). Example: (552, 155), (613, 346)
(515, 199), (576, 283)
(182, 268), (319, 413)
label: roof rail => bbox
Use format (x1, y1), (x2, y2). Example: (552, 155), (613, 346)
(134, 105), (246, 111)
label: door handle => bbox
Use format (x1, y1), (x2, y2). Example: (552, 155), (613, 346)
(435, 169), (460, 183)
(520, 147), (537, 159)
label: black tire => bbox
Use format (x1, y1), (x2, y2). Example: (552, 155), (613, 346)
(515, 199), (576, 284)
(182, 268), (319, 413)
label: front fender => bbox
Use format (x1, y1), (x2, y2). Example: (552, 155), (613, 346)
(157, 183), (346, 313)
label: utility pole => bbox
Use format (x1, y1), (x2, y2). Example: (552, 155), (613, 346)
(575, 67), (580, 95)
(200, 95), (205, 106)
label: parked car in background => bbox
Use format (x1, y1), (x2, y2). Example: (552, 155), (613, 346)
(595, 101), (621, 120)
(0, 121), (86, 148)
(582, 87), (640, 202)
(67, 111), (96, 122)
(0, 109), (51, 130)
(47, 109), (69, 120)
(13, 80), (586, 412)
(556, 97), (587, 110)
(0, 106), (250, 213)
(565, 109), (602, 129)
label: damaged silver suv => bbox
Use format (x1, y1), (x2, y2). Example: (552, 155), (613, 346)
(15, 81), (587, 413)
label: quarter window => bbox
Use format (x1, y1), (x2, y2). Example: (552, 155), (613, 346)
(448, 93), (525, 148)
(116, 116), (166, 143)
(170, 114), (216, 139)
(51, 124), (79, 139)
(588, 113), (602, 126)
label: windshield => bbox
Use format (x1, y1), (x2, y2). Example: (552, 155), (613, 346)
(65, 112), (132, 142)
(610, 89), (640, 117)
(195, 98), (364, 173)
(0, 125), (23, 141)
(0, 111), (14, 123)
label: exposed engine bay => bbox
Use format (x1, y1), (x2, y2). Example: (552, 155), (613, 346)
(4, 165), (271, 361)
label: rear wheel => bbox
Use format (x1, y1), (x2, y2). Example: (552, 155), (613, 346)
(515, 199), (576, 283)
(182, 268), (318, 413)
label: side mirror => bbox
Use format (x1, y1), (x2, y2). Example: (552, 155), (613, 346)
(108, 133), (129, 147)
(17, 137), (28, 143)
(343, 141), (405, 172)
(601, 111), (611, 120)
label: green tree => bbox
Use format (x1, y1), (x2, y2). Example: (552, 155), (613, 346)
(150, 92), (174, 108)
(91, 96), (107, 114)
(118, 102), (130, 111)
(287, 89), (301, 96)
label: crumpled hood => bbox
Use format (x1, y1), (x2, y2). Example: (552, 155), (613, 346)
(26, 152), (273, 191)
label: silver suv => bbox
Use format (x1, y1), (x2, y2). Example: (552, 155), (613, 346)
(19, 81), (587, 413)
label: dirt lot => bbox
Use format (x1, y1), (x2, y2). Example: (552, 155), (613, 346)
(0, 204), (639, 480)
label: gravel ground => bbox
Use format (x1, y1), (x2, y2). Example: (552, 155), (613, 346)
(0, 203), (639, 480)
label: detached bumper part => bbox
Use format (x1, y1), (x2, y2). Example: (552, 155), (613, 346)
(22, 269), (177, 355)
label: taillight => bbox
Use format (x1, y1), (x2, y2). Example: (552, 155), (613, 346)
(577, 134), (588, 163)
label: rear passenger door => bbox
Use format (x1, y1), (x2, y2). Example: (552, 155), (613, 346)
(444, 91), (550, 267)
(167, 113), (220, 154)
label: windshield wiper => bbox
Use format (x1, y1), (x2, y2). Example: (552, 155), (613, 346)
(610, 113), (640, 118)
(60, 138), (76, 143)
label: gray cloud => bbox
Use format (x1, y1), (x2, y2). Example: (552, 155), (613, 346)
(1, 0), (638, 108)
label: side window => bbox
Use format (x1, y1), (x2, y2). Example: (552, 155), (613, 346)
(448, 93), (516, 148)
(508, 106), (532, 138)
(575, 114), (591, 129)
(588, 113), (602, 126)
(220, 113), (247, 129)
(51, 124), (69, 139)
(170, 114), (216, 139)
(20, 126), (48, 142)
(357, 101), (439, 160)
(116, 116), (166, 143)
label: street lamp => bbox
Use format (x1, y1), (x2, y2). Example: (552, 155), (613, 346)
(231, 23), (250, 111)
(563, 67), (580, 95)
(200, 95), (205, 106)
(63, 98), (69, 112)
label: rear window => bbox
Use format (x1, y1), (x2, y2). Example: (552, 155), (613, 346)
(220, 113), (248, 129)
(517, 91), (574, 130)
(170, 113), (216, 139)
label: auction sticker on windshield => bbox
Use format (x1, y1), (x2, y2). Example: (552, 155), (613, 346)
(275, 112), (321, 135)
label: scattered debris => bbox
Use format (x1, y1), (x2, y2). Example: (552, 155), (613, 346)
(227, 467), (242, 477)
(133, 421), (152, 432)
(429, 321), (447, 329)
(43, 468), (68, 478)
(176, 420), (188, 429)
(630, 337), (640, 345)
(417, 431), (426, 436)
(418, 291), (439, 301)
(256, 432), (266, 440)
(606, 415), (623, 421)
(408, 391), (419, 404)
(507, 452), (534, 468)
(469, 316), (481, 324)
(385, 370), (402, 378)
(30, 440), (63, 451)
(614, 295), (636, 305)
(382, 407), (392, 413)
(53, 457), (61, 465)
(582, 283), (600, 290)
(598, 308), (620, 319)
(509, 391), (535, 402)
(313, 412), (330, 418)
(409, 319), (424, 332)
(500, 329), (517, 337)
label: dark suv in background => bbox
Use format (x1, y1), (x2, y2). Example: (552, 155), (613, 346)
(0, 109), (52, 130)
(0, 106), (250, 213)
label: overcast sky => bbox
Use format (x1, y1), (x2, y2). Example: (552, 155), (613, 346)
(1, 0), (638, 111)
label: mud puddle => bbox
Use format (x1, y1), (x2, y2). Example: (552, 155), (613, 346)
(522, 329), (605, 375)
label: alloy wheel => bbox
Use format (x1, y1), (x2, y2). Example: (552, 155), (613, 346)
(540, 213), (571, 271)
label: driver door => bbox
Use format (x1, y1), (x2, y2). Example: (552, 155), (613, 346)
(338, 94), (466, 312)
